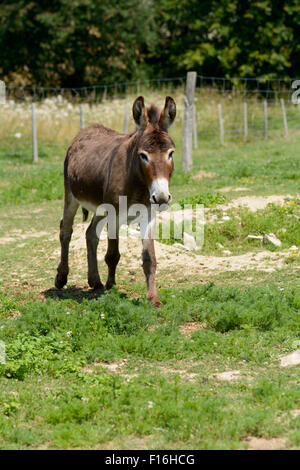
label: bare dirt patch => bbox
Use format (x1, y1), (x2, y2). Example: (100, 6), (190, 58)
(218, 186), (250, 193)
(218, 194), (297, 212)
(52, 224), (287, 278)
(178, 322), (207, 336)
(244, 436), (288, 450)
(191, 170), (217, 180)
(97, 435), (154, 450)
(0, 230), (49, 245)
(81, 360), (128, 374)
(213, 370), (241, 381)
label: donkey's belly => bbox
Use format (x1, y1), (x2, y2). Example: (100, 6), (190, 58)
(73, 196), (99, 213)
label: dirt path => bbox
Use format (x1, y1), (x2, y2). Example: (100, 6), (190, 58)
(1, 194), (295, 278)
(51, 222), (286, 275)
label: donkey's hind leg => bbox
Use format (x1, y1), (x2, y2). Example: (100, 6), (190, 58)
(86, 215), (105, 291)
(55, 191), (79, 289)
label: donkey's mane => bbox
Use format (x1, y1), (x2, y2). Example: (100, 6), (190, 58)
(147, 104), (160, 126)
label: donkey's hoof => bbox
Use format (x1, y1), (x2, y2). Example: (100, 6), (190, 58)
(91, 282), (105, 293)
(55, 274), (67, 289)
(148, 296), (162, 309)
(105, 281), (116, 290)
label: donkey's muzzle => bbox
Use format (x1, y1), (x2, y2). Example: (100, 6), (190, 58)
(150, 193), (172, 205)
(149, 178), (171, 206)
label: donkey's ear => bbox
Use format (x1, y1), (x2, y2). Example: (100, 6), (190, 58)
(158, 96), (176, 131)
(133, 96), (148, 130)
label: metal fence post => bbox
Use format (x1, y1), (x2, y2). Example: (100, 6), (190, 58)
(183, 71), (197, 171)
(218, 103), (224, 145)
(31, 103), (38, 163)
(280, 98), (288, 137)
(243, 101), (248, 138)
(80, 104), (85, 129)
(263, 100), (268, 139)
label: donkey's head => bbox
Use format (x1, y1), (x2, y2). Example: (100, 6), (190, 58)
(133, 96), (176, 205)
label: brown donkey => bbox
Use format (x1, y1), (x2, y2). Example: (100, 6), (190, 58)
(55, 96), (176, 307)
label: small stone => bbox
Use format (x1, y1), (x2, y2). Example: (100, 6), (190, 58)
(183, 232), (197, 250)
(247, 235), (263, 240)
(264, 233), (282, 247)
(280, 350), (300, 367)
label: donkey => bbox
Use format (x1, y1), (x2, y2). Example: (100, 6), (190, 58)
(55, 96), (176, 307)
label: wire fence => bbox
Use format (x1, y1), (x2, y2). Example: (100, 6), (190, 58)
(1, 74), (300, 166)
(4, 75), (300, 103)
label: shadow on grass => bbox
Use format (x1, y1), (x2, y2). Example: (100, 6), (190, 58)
(42, 284), (129, 303)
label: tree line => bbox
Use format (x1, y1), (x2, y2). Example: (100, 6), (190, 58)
(1, 0), (299, 88)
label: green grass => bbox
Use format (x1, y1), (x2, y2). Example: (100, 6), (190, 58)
(1, 285), (300, 449)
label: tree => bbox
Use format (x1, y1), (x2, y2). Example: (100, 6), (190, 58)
(153, 0), (300, 79)
(0, 0), (157, 86)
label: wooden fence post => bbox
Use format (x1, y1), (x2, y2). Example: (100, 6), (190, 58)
(280, 98), (288, 137)
(183, 71), (197, 172)
(243, 101), (248, 138)
(123, 104), (129, 133)
(192, 104), (198, 149)
(31, 103), (38, 163)
(80, 104), (85, 130)
(263, 100), (268, 139)
(218, 103), (224, 145)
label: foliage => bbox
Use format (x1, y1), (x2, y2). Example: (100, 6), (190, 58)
(1, 1), (300, 86)
(0, 0), (157, 87)
(178, 192), (226, 208)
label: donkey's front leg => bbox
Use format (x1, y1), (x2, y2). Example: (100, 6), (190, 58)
(86, 215), (105, 291)
(140, 213), (161, 308)
(105, 236), (120, 290)
(55, 192), (79, 289)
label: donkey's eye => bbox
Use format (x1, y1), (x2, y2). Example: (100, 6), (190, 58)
(139, 152), (149, 163)
(168, 151), (174, 160)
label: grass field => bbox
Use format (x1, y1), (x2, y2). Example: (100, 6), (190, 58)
(0, 94), (300, 449)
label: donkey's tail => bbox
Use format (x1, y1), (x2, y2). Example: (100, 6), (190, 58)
(82, 208), (89, 222)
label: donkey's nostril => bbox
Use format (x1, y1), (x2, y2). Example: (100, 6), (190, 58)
(153, 193), (171, 205)
(168, 194), (172, 202)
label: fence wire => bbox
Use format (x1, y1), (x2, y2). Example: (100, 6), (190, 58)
(4, 75), (299, 103)
(1, 74), (300, 159)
